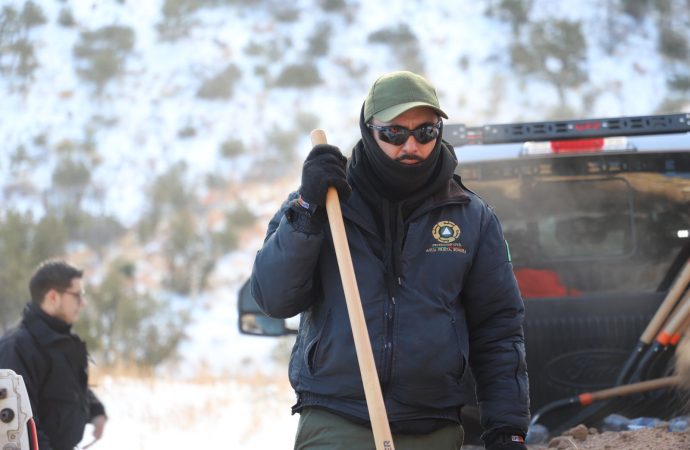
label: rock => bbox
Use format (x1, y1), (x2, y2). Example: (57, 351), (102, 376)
(548, 436), (579, 449)
(566, 424), (588, 441)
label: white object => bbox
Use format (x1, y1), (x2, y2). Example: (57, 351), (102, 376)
(0, 369), (34, 450)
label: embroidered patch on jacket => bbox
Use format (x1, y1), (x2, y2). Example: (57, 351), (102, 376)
(426, 221), (466, 253)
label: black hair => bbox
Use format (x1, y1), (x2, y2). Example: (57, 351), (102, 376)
(29, 259), (83, 305)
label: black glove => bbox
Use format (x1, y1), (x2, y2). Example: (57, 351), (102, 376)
(484, 430), (527, 450)
(486, 441), (527, 450)
(299, 144), (351, 208)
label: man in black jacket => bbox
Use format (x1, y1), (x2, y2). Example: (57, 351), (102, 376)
(0, 260), (107, 450)
(251, 70), (529, 449)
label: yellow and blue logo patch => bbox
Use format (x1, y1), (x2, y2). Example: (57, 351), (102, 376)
(427, 221), (466, 253)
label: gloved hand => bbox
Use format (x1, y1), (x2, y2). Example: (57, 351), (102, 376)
(299, 144), (351, 208)
(484, 430), (527, 450)
(486, 441), (527, 450)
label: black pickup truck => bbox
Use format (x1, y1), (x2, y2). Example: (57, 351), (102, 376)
(237, 113), (690, 442)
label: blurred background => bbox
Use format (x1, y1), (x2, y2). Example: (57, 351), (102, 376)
(0, 0), (689, 447)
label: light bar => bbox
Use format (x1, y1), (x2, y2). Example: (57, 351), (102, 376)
(521, 137), (630, 156)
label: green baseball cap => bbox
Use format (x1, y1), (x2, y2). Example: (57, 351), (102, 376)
(364, 71), (448, 122)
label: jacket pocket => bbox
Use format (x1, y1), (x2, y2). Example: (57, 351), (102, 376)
(41, 387), (85, 445)
(451, 318), (468, 382)
(392, 317), (467, 409)
(303, 310), (331, 375)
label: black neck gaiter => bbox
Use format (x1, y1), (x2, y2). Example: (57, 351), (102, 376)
(346, 105), (458, 294)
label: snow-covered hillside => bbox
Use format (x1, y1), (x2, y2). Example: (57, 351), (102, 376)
(3, 0), (683, 223)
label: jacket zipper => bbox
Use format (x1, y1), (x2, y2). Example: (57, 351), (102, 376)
(381, 277), (401, 387)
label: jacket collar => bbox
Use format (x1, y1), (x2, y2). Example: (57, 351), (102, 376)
(407, 175), (471, 222)
(341, 176), (471, 231)
(22, 302), (73, 347)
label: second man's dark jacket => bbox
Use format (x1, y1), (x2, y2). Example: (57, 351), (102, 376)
(0, 303), (105, 450)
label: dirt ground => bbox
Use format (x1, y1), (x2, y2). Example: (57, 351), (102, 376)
(465, 427), (690, 449)
(525, 424), (690, 449)
(463, 423), (690, 450)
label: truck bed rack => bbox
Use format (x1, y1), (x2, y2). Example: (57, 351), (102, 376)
(445, 113), (690, 146)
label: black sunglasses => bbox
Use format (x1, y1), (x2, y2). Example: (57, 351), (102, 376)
(367, 121), (442, 146)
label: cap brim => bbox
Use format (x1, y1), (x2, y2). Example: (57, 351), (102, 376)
(374, 101), (448, 122)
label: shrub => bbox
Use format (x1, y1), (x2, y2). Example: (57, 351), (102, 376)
(319, 0), (347, 12)
(52, 159), (90, 190)
(271, 6), (300, 23)
(244, 40), (264, 56)
(58, 7), (75, 27)
(177, 124), (197, 138)
(274, 63), (322, 88)
(75, 259), (190, 368)
(219, 138), (244, 158)
(267, 125), (299, 161)
(0, 212), (67, 332)
(73, 25), (135, 93)
(243, 38), (285, 61)
(157, 0), (201, 40)
(295, 112), (319, 134)
(367, 24), (424, 73)
(659, 28), (688, 61)
(367, 23), (417, 46)
(0, 4), (44, 82)
(668, 74), (690, 92)
(19, 1), (46, 28)
(9, 38), (37, 78)
(196, 64), (242, 100)
(254, 65), (268, 77)
(306, 22), (331, 58)
(227, 202), (256, 228)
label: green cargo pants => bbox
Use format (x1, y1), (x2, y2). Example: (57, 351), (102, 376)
(294, 407), (465, 450)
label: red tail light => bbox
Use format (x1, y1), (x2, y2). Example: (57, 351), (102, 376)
(521, 137), (630, 155)
(551, 138), (604, 153)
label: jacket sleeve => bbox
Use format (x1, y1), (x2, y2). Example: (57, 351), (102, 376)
(87, 388), (106, 418)
(462, 207), (530, 436)
(250, 192), (326, 318)
(0, 336), (54, 450)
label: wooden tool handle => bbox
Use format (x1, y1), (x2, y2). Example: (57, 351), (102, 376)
(581, 375), (680, 405)
(310, 129), (395, 450)
(642, 260), (690, 344)
(660, 289), (690, 340)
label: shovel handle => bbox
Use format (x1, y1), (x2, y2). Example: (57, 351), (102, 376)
(311, 129), (395, 450)
(642, 259), (690, 344)
(656, 289), (690, 345)
(532, 375), (681, 426)
(579, 375), (680, 405)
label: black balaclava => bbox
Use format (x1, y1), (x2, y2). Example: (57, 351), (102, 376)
(347, 104), (458, 292)
(348, 104), (457, 215)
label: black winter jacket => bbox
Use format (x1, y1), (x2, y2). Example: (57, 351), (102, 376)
(0, 303), (105, 450)
(251, 176), (529, 436)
